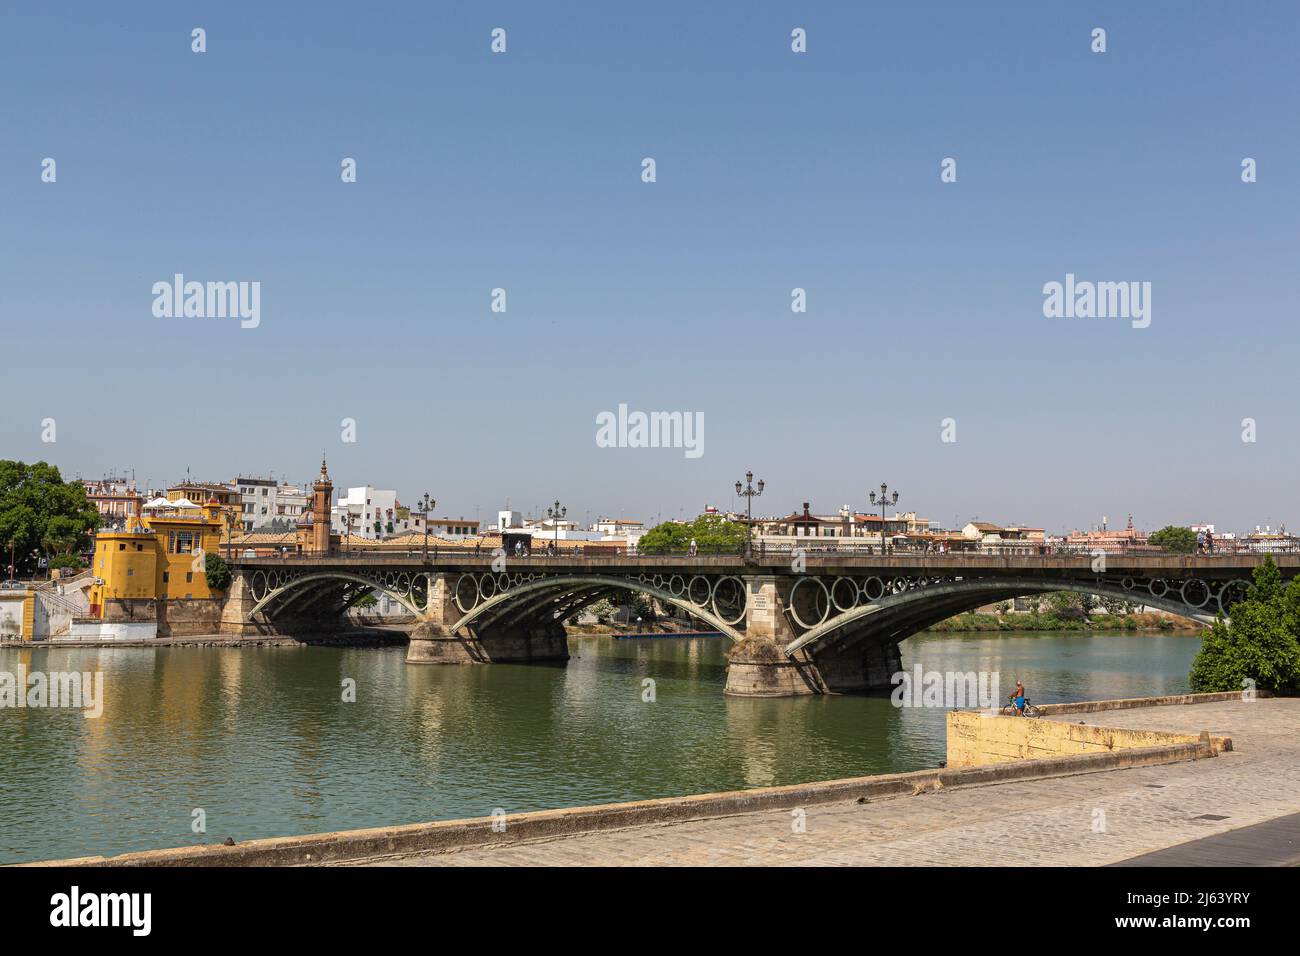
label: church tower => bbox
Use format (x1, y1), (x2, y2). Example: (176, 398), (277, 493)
(312, 455), (334, 555)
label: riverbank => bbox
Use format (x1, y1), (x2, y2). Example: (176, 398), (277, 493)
(0, 615), (1200, 650)
(0, 619), (712, 649)
(24, 694), (1290, 867)
(0, 628), (406, 649)
(927, 611), (1202, 633)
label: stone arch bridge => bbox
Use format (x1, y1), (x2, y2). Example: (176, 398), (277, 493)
(218, 553), (1296, 696)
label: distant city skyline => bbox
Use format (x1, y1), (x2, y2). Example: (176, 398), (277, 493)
(3, 2), (1296, 534)
(65, 458), (1292, 537)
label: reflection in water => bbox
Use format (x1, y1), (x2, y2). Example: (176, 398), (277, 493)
(0, 630), (1199, 863)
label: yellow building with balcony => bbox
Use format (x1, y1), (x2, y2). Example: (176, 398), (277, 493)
(87, 497), (225, 636)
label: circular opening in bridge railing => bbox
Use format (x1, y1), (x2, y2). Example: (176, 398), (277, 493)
(509, 573), (524, 588)
(688, 575), (711, 606)
(651, 574), (666, 590)
(862, 576), (886, 601)
(454, 574), (479, 614)
(394, 572), (412, 595)
(1148, 578), (1169, 599)
(250, 570), (269, 601)
(495, 573), (510, 593)
(788, 577), (830, 630)
(478, 573), (497, 600)
(1121, 576), (1136, 591)
(1180, 579), (1211, 610)
(890, 576), (912, 594)
(1216, 579), (1250, 615)
(831, 577), (860, 612)
(711, 576), (748, 626)
(667, 575), (686, 597)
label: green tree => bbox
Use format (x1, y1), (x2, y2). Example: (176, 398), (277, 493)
(1044, 591), (1086, 618)
(629, 592), (657, 621)
(0, 460), (100, 575)
(1100, 595), (1132, 615)
(204, 551), (233, 592)
(1149, 525), (1197, 553)
(586, 598), (617, 624)
(1189, 556), (1300, 694)
(637, 514), (748, 554)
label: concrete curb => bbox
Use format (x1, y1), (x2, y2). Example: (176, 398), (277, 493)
(19, 740), (1213, 868)
(1033, 690), (1266, 716)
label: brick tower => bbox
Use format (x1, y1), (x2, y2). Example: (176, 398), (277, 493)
(311, 455), (334, 555)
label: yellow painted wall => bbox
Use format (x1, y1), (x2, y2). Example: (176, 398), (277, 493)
(0, 592), (32, 640)
(90, 503), (226, 612)
(91, 532), (157, 611)
(946, 711), (1222, 768)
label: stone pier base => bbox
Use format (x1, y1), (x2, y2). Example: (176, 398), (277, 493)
(405, 622), (569, 665)
(723, 639), (827, 697)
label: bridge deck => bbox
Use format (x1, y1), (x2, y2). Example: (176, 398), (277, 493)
(232, 553), (1299, 576)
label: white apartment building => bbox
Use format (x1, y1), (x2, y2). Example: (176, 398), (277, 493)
(332, 486), (399, 539)
(401, 513), (481, 539)
(232, 476), (309, 532)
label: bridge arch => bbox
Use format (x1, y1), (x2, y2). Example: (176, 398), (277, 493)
(784, 576), (1232, 657)
(448, 573), (749, 641)
(247, 570), (428, 620)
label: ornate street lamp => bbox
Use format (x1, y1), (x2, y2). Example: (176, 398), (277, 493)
(547, 500), (566, 556)
(340, 509), (354, 553)
(735, 471), (764, 557)
(416, 492), (436, 561)
(869, 483), (900, 555)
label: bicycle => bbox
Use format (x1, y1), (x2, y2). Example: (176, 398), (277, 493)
(1001, 696), (1040, 718)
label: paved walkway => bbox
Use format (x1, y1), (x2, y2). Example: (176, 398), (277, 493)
(359, 698), (1300, 866)
(1110, 811), (1300, 866)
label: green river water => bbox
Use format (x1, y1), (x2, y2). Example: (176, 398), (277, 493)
(0, 630), (1200, 864)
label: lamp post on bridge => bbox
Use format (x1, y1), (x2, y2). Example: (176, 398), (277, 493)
(735, 471), (764, 558)
(869, 482), (899, 555)
(547, 501), (566, 556)
(340, 509), (354, 554)
(416, 492), (435, 561)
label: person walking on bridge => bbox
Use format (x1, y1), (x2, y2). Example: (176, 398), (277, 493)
(688, 538), (697, 557)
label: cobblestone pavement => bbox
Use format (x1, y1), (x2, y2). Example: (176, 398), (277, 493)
(363, 699), (1300, 867)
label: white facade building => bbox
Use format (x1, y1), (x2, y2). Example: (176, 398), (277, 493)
(232, 476), (309, 532)
(332, 486), (399, 540)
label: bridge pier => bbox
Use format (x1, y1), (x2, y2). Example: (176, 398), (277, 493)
(724, 575), (827, 697)
(219, 572), (281, 637)
(406, 573), (570, 665)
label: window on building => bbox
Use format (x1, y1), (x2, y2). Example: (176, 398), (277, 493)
(127, 569), (134, 577)
(118, 543), (126, 551)
(163, 572), (169, 583)
(175, 531), (195, 554)
(186, 572), (193, 583)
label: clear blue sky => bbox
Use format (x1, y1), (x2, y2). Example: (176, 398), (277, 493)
(2, 1), (1297, 533)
